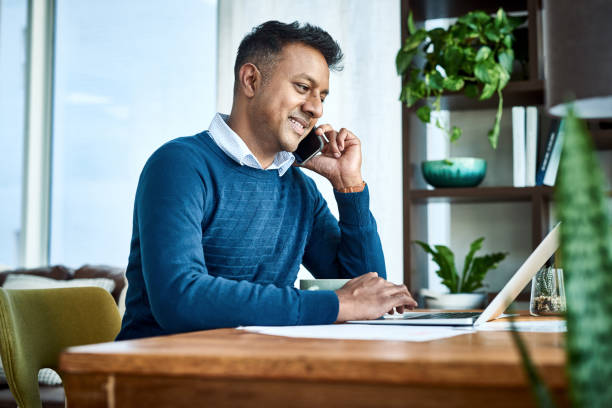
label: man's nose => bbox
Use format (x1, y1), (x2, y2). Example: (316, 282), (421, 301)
(302, 95), (323, 118)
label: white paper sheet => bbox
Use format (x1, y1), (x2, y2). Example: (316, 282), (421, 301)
(476, 320), (566, 332)
(238, 324), (472, 342)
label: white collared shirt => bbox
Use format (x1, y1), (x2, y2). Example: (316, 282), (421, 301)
(207, 113), (295, 176)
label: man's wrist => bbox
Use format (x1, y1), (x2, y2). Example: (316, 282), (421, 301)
(336, 181), (366, 193)
(332, 175), (364, 192)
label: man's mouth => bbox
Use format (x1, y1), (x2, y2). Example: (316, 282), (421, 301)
(289, 116), (308, 136)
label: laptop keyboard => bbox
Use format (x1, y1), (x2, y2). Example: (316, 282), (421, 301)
(402, 312), (481, 319)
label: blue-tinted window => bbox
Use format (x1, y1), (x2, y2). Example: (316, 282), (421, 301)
(0, 0), (27, 268)
(50, 0), (218, 267)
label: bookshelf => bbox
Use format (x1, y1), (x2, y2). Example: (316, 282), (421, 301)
(402, 0), (552, 293)
(401, 0), (612, 295)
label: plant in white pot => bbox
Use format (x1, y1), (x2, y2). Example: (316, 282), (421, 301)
(415, 237), (508, 309)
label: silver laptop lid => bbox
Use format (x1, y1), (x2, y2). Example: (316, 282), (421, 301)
(474, 222), (561, 326)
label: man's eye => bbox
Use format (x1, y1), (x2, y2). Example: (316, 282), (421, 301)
(296, 84), (309, 92)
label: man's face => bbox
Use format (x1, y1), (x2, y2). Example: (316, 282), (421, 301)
(251, 43), (330, 153)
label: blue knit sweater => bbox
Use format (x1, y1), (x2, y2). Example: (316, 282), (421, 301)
(116, 131), (385, 340)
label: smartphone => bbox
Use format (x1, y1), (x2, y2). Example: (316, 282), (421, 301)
(293, 127), (324, 165)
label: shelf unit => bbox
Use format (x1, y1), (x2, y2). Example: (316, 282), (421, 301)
(401, 0), (612, 293)
(401, 0), (548, 292)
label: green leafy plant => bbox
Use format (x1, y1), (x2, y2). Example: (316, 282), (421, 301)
(396, 8), (525, 148)
(414, 237), (508, 293)
(555, 110), (612, 406)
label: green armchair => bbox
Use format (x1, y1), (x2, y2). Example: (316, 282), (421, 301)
(0, 287), (121, 408)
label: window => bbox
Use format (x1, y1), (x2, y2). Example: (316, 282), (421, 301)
(0, 0), (28, 268)
(49, 0), (218, 266)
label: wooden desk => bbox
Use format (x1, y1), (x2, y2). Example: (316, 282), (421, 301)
(59, 316), (568, 407)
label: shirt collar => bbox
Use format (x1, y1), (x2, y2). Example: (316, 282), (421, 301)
(208, 113), (295, 176)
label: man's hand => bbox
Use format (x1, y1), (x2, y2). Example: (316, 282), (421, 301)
(301, 124), (363, 191)
(334, 272), (418, 322)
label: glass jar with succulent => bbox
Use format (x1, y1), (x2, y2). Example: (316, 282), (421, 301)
(396, 8), (526, 149)
(415, 237), (508, 309)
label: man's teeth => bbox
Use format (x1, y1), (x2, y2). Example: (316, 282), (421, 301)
(289, 118), (305, 130)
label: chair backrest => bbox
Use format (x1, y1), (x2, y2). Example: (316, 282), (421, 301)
(0, 286), (121, 408)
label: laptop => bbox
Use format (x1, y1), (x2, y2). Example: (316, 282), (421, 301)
(347, 223), (561, 327)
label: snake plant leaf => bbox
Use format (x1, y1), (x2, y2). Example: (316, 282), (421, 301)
(509, 319), (557, 408)
(555, 109), (612, 407)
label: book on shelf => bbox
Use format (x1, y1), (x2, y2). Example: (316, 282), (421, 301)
(536, 119), (561, 186)
(512, 106), (526, 187)
(525, 106), (538, 186)
(542, 120), (565, 186)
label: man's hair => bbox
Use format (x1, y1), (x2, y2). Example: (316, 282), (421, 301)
(234, 20), (343, 91)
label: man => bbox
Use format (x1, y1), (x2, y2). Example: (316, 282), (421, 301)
(117, 21), (416, 341)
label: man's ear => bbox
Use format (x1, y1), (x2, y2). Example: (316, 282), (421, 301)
(237, 63), (261, 98)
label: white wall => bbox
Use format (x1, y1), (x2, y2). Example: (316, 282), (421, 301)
(216, 0), (404, 283)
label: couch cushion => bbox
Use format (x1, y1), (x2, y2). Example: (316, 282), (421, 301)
(2, 274), (115, 294)
(73, 265), (126, 303)
(0, 266), (72, 286)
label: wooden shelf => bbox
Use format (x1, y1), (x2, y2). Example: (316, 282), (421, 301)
(409, 186), (554, 204)
(408, 0), (528, 21)
(592, 129), (612, 150)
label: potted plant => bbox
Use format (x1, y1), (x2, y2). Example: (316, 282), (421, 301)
(414, 237), (508, 309)
(396, 9), (525, 188)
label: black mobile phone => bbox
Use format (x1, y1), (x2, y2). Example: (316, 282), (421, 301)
(293, 127), (324, 165)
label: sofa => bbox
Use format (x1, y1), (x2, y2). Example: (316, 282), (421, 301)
(0, 265), (126, 408)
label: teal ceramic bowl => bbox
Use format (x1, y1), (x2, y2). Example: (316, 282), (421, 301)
(421, 158), (487, 188)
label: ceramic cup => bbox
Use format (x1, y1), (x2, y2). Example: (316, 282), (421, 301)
(299, 279), (350, 291)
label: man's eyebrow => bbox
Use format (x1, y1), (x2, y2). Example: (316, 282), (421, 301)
(296, 73), (329, 95)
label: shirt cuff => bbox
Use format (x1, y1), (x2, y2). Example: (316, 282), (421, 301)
(296, 289), (339, 325)
(333, 183), (371, 226)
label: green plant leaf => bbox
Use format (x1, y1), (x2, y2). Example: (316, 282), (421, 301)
(508, 15), (527, 30)
(480, 82), (497, 100)
(509, 316), (558, 408)
(463, 252), (507, 292)
(443, 76), (464, 92)
(475, 46), (492, 62)
(428, 71), (444, 91)
(484, 23), (501, 42)
(497, 64), (511, 90)
(495, 8), (508, 28)
(414, 241), (459, 292)
(556, 109), (612, 407)
(464, 83), (479, 98)
(450, 126), (462, 143)
(459, 237), (485, 292)
(403, 29), (427, 52)
(434, 245), (459, 292)
(396, 49), (416, 75)
(487, 89), (504, 149)
(407, 11), (416, 35)
(498, 49), (514, 76)
(474, 60), (499, 84)
(416, 105), (431, 123)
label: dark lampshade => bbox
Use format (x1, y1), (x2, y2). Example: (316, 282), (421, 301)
(543, 0), (612, 118)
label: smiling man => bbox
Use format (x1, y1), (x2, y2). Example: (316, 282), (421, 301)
(116, 21), (417, 340)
